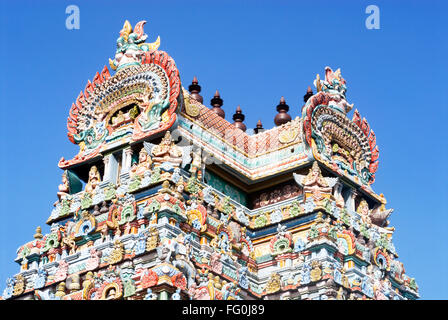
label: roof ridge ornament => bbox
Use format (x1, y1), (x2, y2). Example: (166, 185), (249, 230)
(109, 20), (161, 71)
(314, 66), (353, 114)
(302, 67), (379, 186)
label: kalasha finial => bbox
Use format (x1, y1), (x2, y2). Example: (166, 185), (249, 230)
(188, 76), (203, 103)
(304, 86), (313, 103)
(254, 119), (264, 134)
(274, 96), (291, 126)
(34, 226), (43, 240)
(210, 90), (225, 118)
(232, 105), (246, 132)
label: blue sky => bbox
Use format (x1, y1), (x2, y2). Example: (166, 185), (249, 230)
(0, 0), (446, 299)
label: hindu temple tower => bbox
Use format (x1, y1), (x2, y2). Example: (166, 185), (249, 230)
(2, 20), (419, 300)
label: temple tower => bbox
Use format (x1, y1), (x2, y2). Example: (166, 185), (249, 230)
(2, 21), (418, 301)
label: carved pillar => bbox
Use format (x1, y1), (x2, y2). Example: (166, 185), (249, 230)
(103, 154), (111, 182)
(159, 291), (169, 300)
(121, 148), (133, 174)
(348, 189), (358, 212)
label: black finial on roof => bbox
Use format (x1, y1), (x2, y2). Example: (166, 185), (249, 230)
(188, 76), (203, 103)
(232, 105), (246, 132)
(274, 96), (292, 126)
(210, 90), (225, 118)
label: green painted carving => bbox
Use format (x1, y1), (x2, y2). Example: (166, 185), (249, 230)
(221, 197), (233, 216)
(147, 200), (160, 214)
(290, 201), (302, 217)
(328, 226), (337, 240)
(128, 176), (141, 193)
(254, 214), (267, 228)
(59, 199), (71, 217)
(341, 209), (350, 226)
(120, 204), (136, 225)
(186, 177), (199, 194)
(309, 224), (319, 239)
(123, 279), (136, 297)
(360, 223), (370, 239)
(222, 266), (237, 280)
(150, 167), (161, 184)
(73, 122), (108, 151)
(323, 198), (332, 212)
(409, 278), (417, 291)
(20, 246), (30, 259)
(376, 234), (389, 250)
(104, 183), (116, 201)
(81, 192), (92, 209)
(42, 233), (59, 253)
(273, 238), (292, 255)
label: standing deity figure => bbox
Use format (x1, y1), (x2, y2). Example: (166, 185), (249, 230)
(173, 177), (185, 201)
(85, 166), (101, 193)
(54, 172), (70, 206)
(190, 148), (202, 180)
(333, 182), (345, 208)
(151, 131), (183, 167)
(130, 148), (153, 177)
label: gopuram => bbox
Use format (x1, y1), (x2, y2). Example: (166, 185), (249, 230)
(2, 20), (419, 300)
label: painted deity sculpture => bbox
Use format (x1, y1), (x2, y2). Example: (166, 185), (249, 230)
(109, 20), (160, 71)
(302, 162), (332, 193)
(137, 88), (170, 132)
(151, 131), (183, 168)
(314, 67), (353, 114)
(85, 166), (101, 194)
(333, 181), (345, 208)
(54, 172), (70, 206)
(111, 110), (131, 126)
(357, 199), (372, 225)
(130, 148), (153, 178)
(293, 161), (337, 202)
(190, 148), (202, 180)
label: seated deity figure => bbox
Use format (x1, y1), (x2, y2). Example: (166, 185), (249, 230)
(293, 161), (337, 202)
(111, 110), (125, 126)
(85, 166), (101, 193)
(302, 162), (332, 195)
(130, 147), (152, 177)
(151, 131), (183, 168)
(54, 172), (70, 206)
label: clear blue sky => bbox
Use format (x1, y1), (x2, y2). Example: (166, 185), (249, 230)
(0, 0), (446, 299)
